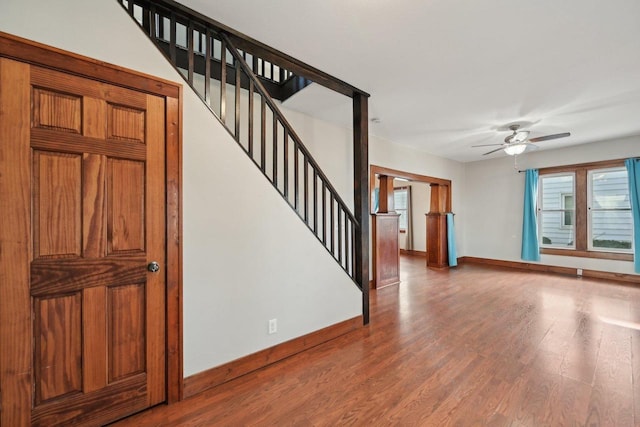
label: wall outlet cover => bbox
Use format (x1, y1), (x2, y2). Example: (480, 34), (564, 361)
(268, 318), (277, 334)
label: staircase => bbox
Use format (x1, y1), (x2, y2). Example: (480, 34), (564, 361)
(118, 0), (371, 321)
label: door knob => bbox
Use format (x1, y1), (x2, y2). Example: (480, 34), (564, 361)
(147, 261), (160, 273)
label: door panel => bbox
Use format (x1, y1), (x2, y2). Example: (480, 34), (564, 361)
(33, 151), (83, 258)
(108, 104), (146, 143)
(108, 158), (146, 254)
(108, 283), (146, 383)
(1, 58), (167, 426)
(34, 293), (83, 405)
(32, 88), (83, 134)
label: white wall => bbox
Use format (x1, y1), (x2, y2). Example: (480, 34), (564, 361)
(464, 136), (640, 275)
(0, 0), (361, 376)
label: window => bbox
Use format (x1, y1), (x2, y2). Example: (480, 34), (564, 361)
(538, 160), (633, 260)
(588, 167), (633, 252)
(539, 174), (575, 248)
(394, 188), (408, 230)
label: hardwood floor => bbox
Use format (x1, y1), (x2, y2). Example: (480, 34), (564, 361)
(115, 255), (640, 426)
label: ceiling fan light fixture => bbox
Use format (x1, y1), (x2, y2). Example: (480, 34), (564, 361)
(505, 130), (529, 144)
(513, 131), (529, 142)
(504, 143), (527, 156)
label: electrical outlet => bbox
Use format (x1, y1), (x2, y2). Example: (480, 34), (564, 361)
(268, 318), (277, 334)
(577, 268), (583, 276)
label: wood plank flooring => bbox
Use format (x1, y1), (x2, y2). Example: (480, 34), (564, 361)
(114, 255), (640, 426)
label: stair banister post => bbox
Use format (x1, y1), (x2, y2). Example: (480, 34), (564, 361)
(353, 93), (370, 324)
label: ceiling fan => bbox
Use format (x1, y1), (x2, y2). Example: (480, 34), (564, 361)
(473, 124), (571, 156)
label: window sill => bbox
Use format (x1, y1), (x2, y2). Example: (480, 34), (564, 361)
(541, 247), (633, 261)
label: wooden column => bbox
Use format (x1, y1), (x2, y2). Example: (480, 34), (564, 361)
(372, 175), (400, 288)
(378, 175), (395, 213)
(353, 93), (370, 324)
(426, 184), (450, 269)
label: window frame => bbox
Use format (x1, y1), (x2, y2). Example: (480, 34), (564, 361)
(538, 159), (634, 261)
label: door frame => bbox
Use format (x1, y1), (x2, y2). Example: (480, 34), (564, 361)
(0, 31), (184, 410)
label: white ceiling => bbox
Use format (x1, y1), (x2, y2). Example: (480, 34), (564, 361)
(181, 0), (640, 162)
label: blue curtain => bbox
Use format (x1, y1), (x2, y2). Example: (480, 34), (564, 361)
(521, 169), (540, 261)
(446, 213), (458, 267)
(625, 158), (640, 273)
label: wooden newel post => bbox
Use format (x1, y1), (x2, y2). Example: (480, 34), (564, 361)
(353, 93), (370, 324)
(426, 184), (450, 269)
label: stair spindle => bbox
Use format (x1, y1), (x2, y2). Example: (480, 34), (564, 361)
(169, 13), (177, 63)
(294, 142), (299, 210)
(313, 170), (318, 233)
(204, 28), (212, 104)
(220, 39), (226, 123)
(303, 156), (309, 222)
(337, 207), (342, 264)
(248, 80), (254, 157)
(187, 20), (194, 86)
(330, 194), (335, 254)
(260, 97), (266, 172)
(235, 62), (241, 139)
(283, 131), (289, 199)
(273, 116), (278, 187)
(322, 181), (327, 245)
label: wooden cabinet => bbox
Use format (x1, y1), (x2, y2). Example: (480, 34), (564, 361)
(372, 213), (401, 288)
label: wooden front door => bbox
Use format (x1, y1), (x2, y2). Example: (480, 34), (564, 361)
(0, 58), (167, 426)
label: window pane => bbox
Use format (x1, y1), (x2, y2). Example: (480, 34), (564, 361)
(591, 210), (633, 250)
(398, 210), (408, 229)
(540, 211), (574, 247)
(541, 175), (574, 210)
(394, 190), (407, 210)
(562, 194), (574, 226)
(591, 169), (630, 209)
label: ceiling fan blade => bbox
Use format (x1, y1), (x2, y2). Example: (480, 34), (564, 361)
(529, 132), (570, 143)
(483, 147), (505, 156)
(472, 143), (504, 147)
